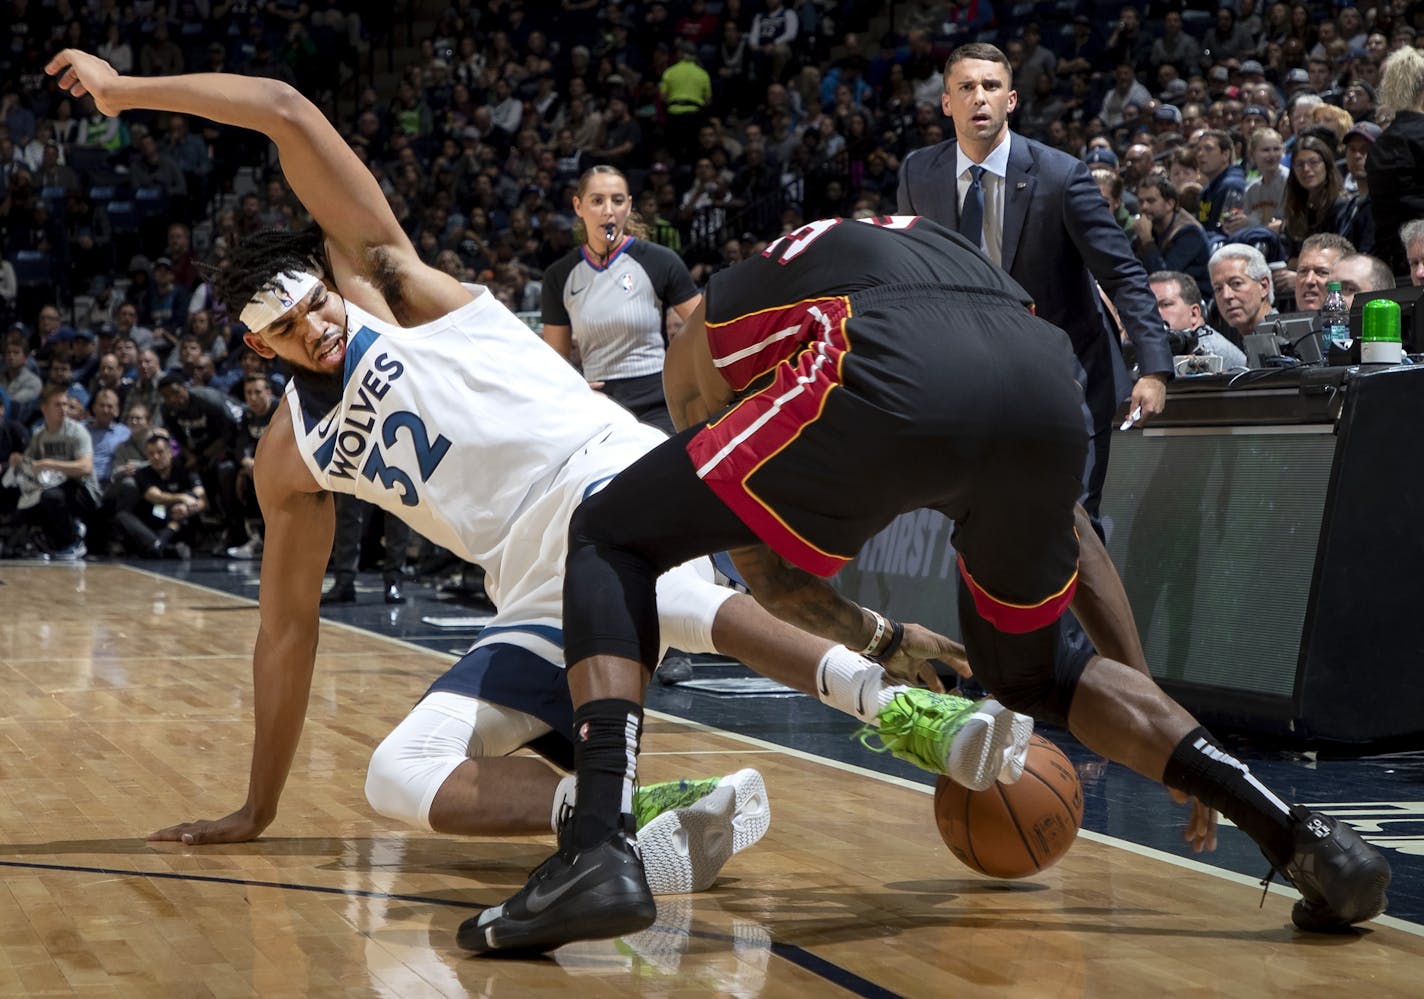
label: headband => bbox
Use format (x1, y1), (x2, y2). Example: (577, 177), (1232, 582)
(240, 271), (321, 333)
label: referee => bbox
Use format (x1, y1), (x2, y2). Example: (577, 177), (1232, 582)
(541, 165), (702, 434)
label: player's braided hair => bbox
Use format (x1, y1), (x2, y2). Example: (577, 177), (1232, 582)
(212, 227), (330, 325)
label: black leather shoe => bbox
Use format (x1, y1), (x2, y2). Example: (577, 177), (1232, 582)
(384, 581), (406, 604)
(321, 582), (356, 605)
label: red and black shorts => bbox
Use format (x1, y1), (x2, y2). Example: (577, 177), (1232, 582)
(689, 282), (1088, 637)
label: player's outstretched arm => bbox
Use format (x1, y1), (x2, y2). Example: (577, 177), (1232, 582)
(44, 48), (407, 265)
(727, 543), (962, 691)
(149, 404), (335, 844)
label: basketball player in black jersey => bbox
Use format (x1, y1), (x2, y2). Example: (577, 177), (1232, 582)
(467, 215), (1390, 954)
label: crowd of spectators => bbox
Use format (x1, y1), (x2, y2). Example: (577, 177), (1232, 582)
(3, 0), (1424, 562)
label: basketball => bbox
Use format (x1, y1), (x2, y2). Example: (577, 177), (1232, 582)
(934, 734), (1083, 879)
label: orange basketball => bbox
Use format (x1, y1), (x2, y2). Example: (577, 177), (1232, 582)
(934, 733), (1083, 879)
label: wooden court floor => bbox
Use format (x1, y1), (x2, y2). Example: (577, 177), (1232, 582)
(1, 562), (1422, 997)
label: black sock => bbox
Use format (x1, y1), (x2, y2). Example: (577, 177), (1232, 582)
(1162, 726), (1297, 868)
(570, 698), (643, 851)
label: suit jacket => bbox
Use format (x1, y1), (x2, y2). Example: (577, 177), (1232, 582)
(896, 132), (1173, 413)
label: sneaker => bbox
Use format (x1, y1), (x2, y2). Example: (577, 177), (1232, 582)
(634, 768), (771, 895)
(457, 831), (656, 955)
(655, 655), (695, 685)
(858, 690), (1033, 791)
(225, 539), (262, 560)
(48, 540), (87, 561)
(1280, 806), (1391, 932)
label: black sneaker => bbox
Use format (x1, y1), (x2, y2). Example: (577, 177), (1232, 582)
(457, 831), (656, 955)
(1281, 806), (1391, 932)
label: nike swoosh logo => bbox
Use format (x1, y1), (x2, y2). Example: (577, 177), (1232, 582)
(855, 681), (867, 718)
(524, 863), (601, 914)
(318, 409), (339, 436)
(818, 668), (831, 697)
(570, 285), (585, 296)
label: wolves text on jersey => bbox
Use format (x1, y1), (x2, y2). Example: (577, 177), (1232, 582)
(326, 352), (452, 506)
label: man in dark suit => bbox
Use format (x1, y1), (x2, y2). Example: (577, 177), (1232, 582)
(897, 42), (1173, 523)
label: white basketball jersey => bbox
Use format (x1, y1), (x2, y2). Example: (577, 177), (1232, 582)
(285, 285), (637, 568)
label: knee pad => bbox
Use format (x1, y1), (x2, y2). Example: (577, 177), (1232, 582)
(365, 692), (548, 829)
(365, 727), (464, 831)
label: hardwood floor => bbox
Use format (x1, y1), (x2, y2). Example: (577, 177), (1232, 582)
(1, 563), (1419, 997)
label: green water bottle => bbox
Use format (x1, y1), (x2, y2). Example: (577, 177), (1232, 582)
(1361, 298), (1403, 364)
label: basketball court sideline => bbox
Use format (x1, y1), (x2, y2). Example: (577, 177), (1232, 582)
(2, 560), (1422, 997)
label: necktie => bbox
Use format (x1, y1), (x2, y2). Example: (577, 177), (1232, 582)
(959, 165), (986, 250)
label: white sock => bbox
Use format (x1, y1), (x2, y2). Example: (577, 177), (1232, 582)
(814, 645), (902, 723)
(550, 774), (576, 834)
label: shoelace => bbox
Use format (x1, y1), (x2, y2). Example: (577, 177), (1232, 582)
(1257, 866), (1278, 909)
(854, 697), (973, 761)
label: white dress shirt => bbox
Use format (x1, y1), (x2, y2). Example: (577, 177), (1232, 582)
(956, 134), (1012, 266)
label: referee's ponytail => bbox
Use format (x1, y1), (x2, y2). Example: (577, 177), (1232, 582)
(571, 165), (650, 245)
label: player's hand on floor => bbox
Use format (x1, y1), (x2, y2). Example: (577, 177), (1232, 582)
(149, 807), (268, 845)
(1169, 788), (1219, 852)
(881, 623), (972, 692)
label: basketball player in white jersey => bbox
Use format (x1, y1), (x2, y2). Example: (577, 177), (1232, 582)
(46, 50), (1034, 899)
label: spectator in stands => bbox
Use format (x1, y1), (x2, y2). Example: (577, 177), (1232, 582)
(1243, 127), (1288, 227)
(1210, 242), (1278, 340)
(592, 96), (642, 170)
(148, 257), (192, 337)
(749, 0), (799, 83)
(1339, 121), (1379, 252)
(164, 116), (211, 219)
(1206, 8), (1259, 62)
(1292, 232), (1357, 312)
(1133, 174), (1213, 300)
(130, 132), (188, 205)
(140, 23), (186, 77)
(114, 336), (140, 381)
(156, 370), (243, 550)
(1402, 219), (1424, 287)
(7, 382), (97, 560)
(43, 352), (87, 412)
(116, 300), (154, 352)
(1369, 47), (1424, 278)
(1278, 135), (1350, 259)
(129, 347), (164, 422)
(88, 351), (131, 410)
(227, 372), (275, 561)
(114, 428), (202, 559)
(1100, 63), (1153, 129)
(85, 385), (129, 492)
(1152, 10), (1203, 76)
(1331, 252), (1396, 307)
(68, 328), (100, 389)
(1102, 6), (1153, 70)
(1150, 269), (1248, 368)
(2, 334), (41, 422)
(1194, 129), (1247, 234)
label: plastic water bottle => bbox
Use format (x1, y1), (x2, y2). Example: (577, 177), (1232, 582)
(1320, 281), (1351, 354)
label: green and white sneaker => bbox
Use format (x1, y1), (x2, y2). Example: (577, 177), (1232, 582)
(633, 768), (771, 895)
(859, 690), (1033, 791)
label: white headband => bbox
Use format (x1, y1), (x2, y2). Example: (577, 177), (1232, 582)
(240, 271), (321, 332)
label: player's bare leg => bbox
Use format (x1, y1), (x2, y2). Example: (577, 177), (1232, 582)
(1063, 519), (1389, 931)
